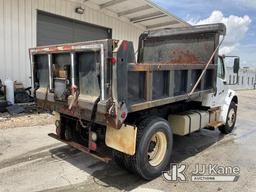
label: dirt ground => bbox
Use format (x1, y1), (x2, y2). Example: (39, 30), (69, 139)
(0, 90), (256, 192)
(0, 105), (54, 129)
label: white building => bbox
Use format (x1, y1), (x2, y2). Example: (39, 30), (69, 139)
(0, 0), (188, 87)
(226, 67), (256, 90)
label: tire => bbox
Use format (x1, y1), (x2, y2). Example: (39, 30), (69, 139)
(124, 117), (173, 180)
(219, 101), (237, 134)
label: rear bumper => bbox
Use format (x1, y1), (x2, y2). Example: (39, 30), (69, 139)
(48, 133), (112, 163)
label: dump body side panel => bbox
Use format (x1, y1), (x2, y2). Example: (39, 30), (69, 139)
(30, 23), (226, 128)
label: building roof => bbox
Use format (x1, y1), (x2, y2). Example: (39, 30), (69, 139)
(75, 0), (190, 30)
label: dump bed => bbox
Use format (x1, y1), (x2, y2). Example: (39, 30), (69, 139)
(30, 23), (226, 129)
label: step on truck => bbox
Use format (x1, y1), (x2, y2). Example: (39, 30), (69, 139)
(30, 23), (239, 180)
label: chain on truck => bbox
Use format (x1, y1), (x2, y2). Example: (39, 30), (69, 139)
(29, 23), (240, 180)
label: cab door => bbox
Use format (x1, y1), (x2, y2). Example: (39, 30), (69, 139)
(212, 57), (228, 106)
(202, 57), (228, 107)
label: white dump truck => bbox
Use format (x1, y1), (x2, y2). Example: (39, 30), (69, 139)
(30, 23), (239, 180)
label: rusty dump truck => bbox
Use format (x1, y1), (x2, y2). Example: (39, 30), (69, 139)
(30, 23), (239, 180)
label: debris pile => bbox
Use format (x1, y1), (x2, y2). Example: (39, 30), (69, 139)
(0, 79), (34, 114)
(0, 79), (54, 128)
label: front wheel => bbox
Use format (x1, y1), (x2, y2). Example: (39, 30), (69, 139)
(219, 101), (237, 134)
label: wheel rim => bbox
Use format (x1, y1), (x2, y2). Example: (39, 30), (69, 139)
(147, 131), (167, 167)
(227, 108), (236, 127)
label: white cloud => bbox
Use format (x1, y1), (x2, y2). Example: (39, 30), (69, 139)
(189, 10), (252, 55)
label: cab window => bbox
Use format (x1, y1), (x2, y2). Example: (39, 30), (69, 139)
(217, 57), (225, 79)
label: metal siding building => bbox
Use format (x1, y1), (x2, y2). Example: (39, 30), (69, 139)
(0, 0), (188, 87)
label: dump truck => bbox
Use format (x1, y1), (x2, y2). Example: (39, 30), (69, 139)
(29, 23), (239, 180)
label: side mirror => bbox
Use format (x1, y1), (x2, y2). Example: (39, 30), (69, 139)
(233, 58), (240, 74)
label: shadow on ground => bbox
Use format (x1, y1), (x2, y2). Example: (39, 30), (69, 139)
(47, 129), (224, 191)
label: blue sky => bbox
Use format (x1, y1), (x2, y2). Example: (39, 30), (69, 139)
(152, 0), (256, 67)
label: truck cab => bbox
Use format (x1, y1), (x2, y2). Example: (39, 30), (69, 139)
(202, 56), (239, 133)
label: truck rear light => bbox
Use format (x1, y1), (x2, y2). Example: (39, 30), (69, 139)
(112, 56), (117, 64)
(123, 40), (127, 51)
(91, 132), (98, 142)
(90, 142), (97, 151)
(121, 111), (126, 119)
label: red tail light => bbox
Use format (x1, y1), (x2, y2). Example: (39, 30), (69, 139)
(121, 112), (126, 119)
(112, 56), (117, 64)
(90, 142), (97, 151)
(123, 40), (127, 51)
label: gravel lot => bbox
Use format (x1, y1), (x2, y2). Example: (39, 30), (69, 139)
(0, 90), (256, 192)
(0, 105), (54, 129)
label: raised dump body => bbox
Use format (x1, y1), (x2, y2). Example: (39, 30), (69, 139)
(30, 23), (225, 129)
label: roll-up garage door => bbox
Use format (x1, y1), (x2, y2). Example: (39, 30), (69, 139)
(37, 11), (112, 46)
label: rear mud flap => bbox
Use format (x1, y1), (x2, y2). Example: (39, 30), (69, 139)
(105, 125), (137, 156)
